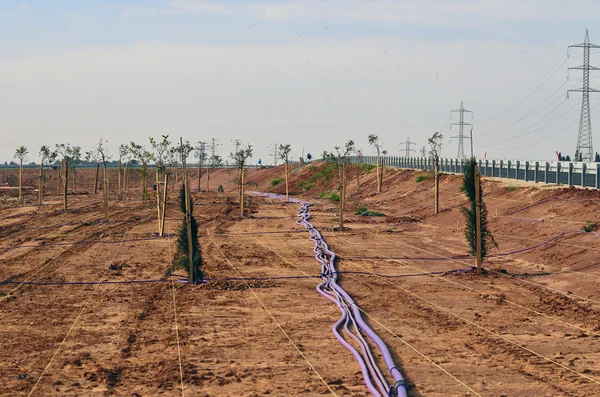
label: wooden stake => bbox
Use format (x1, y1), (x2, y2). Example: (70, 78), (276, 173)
(185, 175), (193, 283)
(93, 163), (99, 195)
(18, 161), (23, 203)
(240, 166), (245, 217)
(62, 159), (68, 210)
(434, 161), (439, 215)
(161, 173), (168, 237)
(339, 166), (345, 231)
(285, 162), (289, 201)
(156, 170), (162, 235)
(118, 159), (122, 197)
(474, 165), (482, 275)
(38, 163), (43, 206)
(103, 164), (109, 221)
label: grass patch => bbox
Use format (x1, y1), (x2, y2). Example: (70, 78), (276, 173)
(356, 206), (385, 216)
(297, 181), (314, 191)
(416, 172), (433, 183)
(319, 190), (340, 201)
(582, 221), (598, 233)
(360, 163), (376, 174)
(507, 185), (518, 191)
(271, 177), (283, 186)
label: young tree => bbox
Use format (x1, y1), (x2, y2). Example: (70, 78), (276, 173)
(117, 144), (129, 197)
(170, 184), (203, 282)
(230, 144), (253, 217)
(462, 158), (497, 274)
(368, 134), (383, 193)
(323, 140), (355, 231)
(85, 150), (101, 194)
(55, 143), (72, 209)
(207, 154), (222, 192)
(278, 144), (292, 200)
(38, 145), (57, 205)
(68, 146), (82, 194)
(96, 138), (111, 220)
(428, 132), (443, 215)
(13, 146), (28, 203)
(194, 142), (207, 192)
(129, 142), (153, 199)
(355, 148), (363, 194)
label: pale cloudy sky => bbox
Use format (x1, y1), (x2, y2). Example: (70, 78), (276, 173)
(2, 0), (600, 163)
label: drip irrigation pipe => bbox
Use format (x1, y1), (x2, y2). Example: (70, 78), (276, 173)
(0, 236), (166, 252)
(252, 192), (408, 397)
(2, 269), (475, 287)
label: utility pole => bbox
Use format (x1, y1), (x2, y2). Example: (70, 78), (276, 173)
(232, 139), (241, 154)
(400, 137), (416, 157)
(450, 101), (473, 159)
(568, 29), (600, 162)
(269, 143), (279, 166)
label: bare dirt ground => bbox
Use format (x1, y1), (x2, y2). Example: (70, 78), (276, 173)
(2, 164), (600, 396)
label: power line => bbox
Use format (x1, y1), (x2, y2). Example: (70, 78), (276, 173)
(475, 55), (569, 123)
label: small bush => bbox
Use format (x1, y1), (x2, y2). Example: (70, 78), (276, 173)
(356, 206), (385, 216)
(217, 185), (224, 193)
(271, 177), (283, 186)
(329, 192), (340, 201)
(416, 173), (432, 183)
(582, 221), (598, 233)
(360, 164), (376, 174)
(507, 185), (518, 191)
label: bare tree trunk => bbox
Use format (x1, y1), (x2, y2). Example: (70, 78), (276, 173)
(376, 155), (381, 193)
(93, 163), (99, 194)
(197, 159), (201, 192)
(103, 164), (109, 220)
(379, 161), (384, 193)
(73, 166), (77, 194)
(285, 162), (289, 201)
(118, 159), (122, 197)
(207, 167), (211, 192)
(434, 161), (439, 215)
(62, 159), (68, 210)
(356, 161), (361, 195)
(240, 167), (245, 217)
(38, 163), (43, 205)
(161, 173), (168, 237)
(124, 161), (128, 193)
(156, 170), (162, 235)
(18, 160), (23, 203)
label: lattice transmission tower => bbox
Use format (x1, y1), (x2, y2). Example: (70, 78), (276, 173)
(400, 137), (416, 156)
(450, 101), (473, 159)
(568, 29), (600, 162)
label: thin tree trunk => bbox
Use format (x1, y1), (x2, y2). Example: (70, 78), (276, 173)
(141, 165), (146, 200)
(379, 161), (384, 192)
(156, 170), (162, 235)
(161, 173), (168, 237)
(376, 155), (381, 193)
(434, 161), (439, 215)
(207, 167), (211, 192)
(356, 161), (361, 194)
(339, 167), (344, 232)
(103, 164), (109, 220)
(73, 166), (77, 194)
(94, 164), (99, 194)
(38, 163), (43, 205)
(197, 159), (201, 192)
(124, 161), (128, 193)
(240, 167), (245, 217)
(285, 162), (289, 201)
(118, 159), (122, 197)
(18, 161), (23, 203)
(63, 159), (68, 210)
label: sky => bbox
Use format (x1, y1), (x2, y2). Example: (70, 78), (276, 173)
(3, 0), (600, 164)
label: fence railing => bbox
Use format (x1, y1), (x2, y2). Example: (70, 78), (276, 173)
(351, 156), (600, 190)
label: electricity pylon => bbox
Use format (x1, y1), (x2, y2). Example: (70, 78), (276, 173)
(451, 101), (473, 159)
(400, 137), (416, 156)
(568, 29), (600, 162)
(269, 143), (279, 165)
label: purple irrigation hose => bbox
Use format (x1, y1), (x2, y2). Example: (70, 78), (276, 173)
(252, 192), (407, 397)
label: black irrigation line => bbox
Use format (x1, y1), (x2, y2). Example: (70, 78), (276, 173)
(0, 236), (167, 252)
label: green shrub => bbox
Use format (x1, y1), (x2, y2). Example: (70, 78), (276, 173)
(271, 177), (283, 186)
(329, 192), (340, 201)
(416, 173), (432, 183)
(167, 185), (203, 282)
(507, 185), (518, 191)
(318, 190), (340, 201)
(360, 164), (376, 174)
(217, 185), (224, 193)
(582, 221), (598, 233)
(355, 206), (385, 216)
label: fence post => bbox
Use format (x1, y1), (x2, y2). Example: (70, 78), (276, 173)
(568, 163), (573, 186)
(474, 165), (482, 275)
(524, 161), (529, 182)
(491, 160), (495, 177)
(582, 163), (587, 187)
(557, 163), (561, 184)
(545, 162), (549, 183)
(516, 161), (521, 180)
(597, 163), (600, 189)
(534, 162), (539, 183)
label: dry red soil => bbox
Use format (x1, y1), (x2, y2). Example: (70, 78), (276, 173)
(2, 163), (600, 396)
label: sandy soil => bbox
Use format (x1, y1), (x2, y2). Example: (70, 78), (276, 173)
(1, 164), (600, 396)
